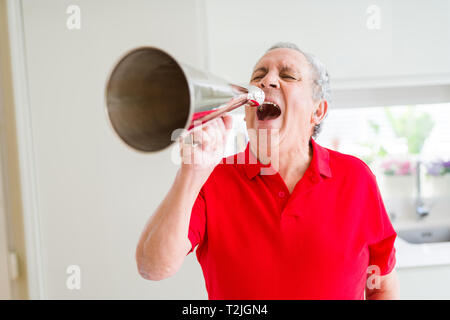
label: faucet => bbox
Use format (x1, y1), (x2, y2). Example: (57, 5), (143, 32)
(415, 159), (429, 219)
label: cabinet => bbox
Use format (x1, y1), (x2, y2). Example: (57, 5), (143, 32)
(397, 265), (450, 299)
(204, 0), (450, 91)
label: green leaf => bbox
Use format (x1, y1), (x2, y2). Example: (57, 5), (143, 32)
(383, 106), (435, 155)
(378, 146), (387, 157)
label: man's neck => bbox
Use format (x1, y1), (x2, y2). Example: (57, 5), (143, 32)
(250, 136), (313, 181)
(277, 137), (312, 181)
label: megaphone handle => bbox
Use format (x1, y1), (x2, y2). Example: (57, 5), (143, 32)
(187, 95), (257, 131)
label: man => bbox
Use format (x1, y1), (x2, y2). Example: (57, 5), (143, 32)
(135, 42), (399, 300)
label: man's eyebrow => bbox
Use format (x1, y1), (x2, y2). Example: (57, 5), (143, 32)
(252, 67), (268, 74)
(251, 65), (302, 77)
(280, 65), (300, 74)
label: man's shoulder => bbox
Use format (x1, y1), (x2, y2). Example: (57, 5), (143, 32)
(326, 147), (376, 179)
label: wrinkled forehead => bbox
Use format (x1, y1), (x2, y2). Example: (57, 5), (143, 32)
(252, 48), (312, 77)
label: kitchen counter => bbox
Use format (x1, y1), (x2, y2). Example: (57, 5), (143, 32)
(393, 214), (450, 269)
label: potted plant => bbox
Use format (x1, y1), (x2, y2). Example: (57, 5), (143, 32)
(424, 160), (450, 197)
(379, 106), (434, 196)
(378, 158), (415, 198)
(356, 107), (435, 220)
(384, 106), (435, 156)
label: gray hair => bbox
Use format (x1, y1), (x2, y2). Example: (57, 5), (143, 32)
(266, 42), (330, 139)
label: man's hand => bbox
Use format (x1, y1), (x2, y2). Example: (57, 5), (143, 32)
(365, 269), (400, 300)
(179, 115), (233, 176)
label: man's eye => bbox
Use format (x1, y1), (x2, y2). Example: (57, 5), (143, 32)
(252, 76), (263, 81)
(281, 75), (296, 80)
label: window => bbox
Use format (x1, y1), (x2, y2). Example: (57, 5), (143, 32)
(225, 103), (450, 210)
(226, 103), (450, 167)
(316, 102), (450, 170)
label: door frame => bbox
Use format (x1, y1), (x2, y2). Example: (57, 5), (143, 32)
(0, 127), (11, 299)
(1, 0), (46, 299)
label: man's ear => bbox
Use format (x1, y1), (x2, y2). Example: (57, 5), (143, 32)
(313, 100), (328, 125)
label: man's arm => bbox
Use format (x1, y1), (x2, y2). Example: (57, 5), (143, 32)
(135, 167), (207, 281)
(365, 269), (400, 300)
(135, 116), (232, 281)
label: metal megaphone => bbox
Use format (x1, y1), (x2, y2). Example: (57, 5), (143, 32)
(105, 46), (265, 152)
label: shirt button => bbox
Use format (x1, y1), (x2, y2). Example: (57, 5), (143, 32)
(278, 191), (286, 198)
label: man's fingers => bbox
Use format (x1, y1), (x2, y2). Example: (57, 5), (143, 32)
(222, 114), (233, 131)
(178, 115), (233, 168)
(204, 119), (220, 147)
(216, 116), (226, 134)
(215, 118), (228, 147)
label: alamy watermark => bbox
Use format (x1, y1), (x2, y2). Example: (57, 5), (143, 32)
(366, 5), (381, 30)
(171, 122), (280, 175)
(66, 5), (81, 30)
(66, 264), (81, 290)
(366, 265), (381, 290)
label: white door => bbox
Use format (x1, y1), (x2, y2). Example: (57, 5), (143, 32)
(0, 31), (12, 298)
(0, 148), (11, 299)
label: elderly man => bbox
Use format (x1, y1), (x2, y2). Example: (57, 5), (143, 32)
(135, 42), (399, 300)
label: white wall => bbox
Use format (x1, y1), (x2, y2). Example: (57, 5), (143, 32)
(15, 0), (209, 299)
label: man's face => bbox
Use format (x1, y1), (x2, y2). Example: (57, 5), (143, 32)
(245, 48), (319, 146)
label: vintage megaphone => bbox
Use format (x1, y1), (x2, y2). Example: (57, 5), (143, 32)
(105, 46), (264, 152)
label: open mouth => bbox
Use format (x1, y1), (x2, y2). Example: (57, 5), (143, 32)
(256, 101), (282, 121)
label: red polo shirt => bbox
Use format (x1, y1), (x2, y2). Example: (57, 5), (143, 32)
(187, 137), (396, 300)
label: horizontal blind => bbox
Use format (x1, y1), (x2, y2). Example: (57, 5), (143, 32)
(316, 102), (450, 163)
(226, 103), (450, 165)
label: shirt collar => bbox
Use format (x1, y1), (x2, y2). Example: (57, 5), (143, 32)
(242, 137), (332, 180)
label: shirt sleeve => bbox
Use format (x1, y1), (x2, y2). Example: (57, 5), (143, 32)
(186, 187), (207, 255)
(366, 172), (397, 276)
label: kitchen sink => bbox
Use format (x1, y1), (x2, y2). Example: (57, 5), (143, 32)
(397, 226), (450, 244)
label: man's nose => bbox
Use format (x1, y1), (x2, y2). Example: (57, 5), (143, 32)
(260, 75), (279, 89)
